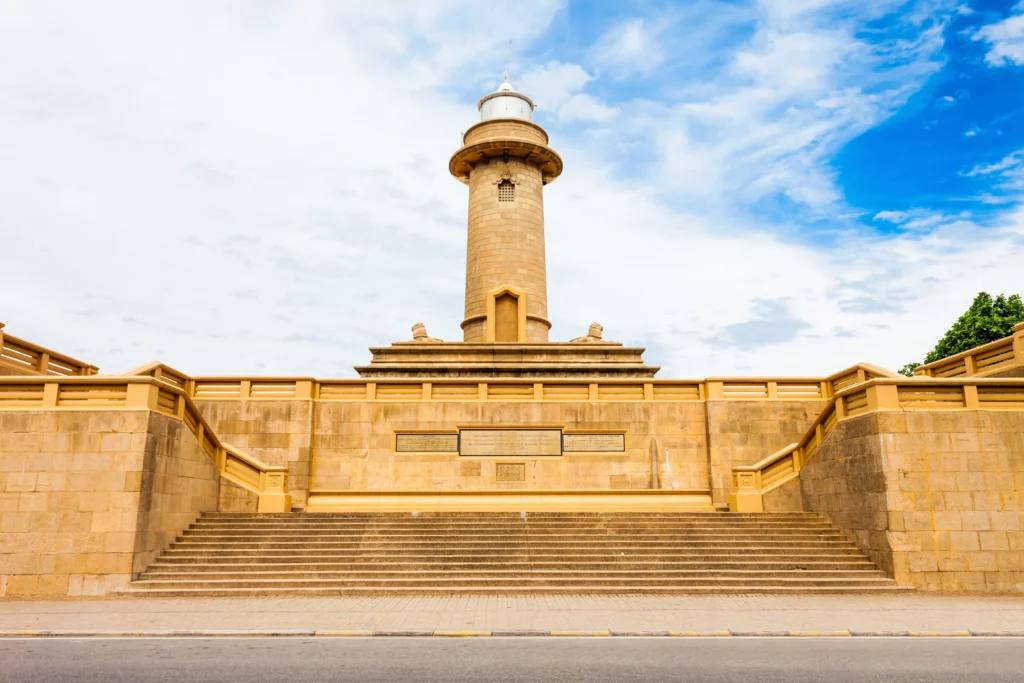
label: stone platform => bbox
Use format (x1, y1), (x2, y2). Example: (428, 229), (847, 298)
(355, 342), (659, 378)
(304, 489), (714, 513)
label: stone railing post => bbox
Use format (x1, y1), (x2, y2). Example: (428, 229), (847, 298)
(729, 470), (763, 513)
(1013, 322), (1024, 363)
(258, 469), (292, 513)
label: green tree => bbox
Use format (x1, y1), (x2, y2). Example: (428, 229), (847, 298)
(898, 292), (1024, 376)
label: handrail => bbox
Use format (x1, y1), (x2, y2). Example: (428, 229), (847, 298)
(0, 375), (291, 512)
(728, 376), (1024, 511)
(914, 322), (1024, 379)
(124, 362), (895, 403)
(730, 443), (800, 512)
(0, 323), (98, 377)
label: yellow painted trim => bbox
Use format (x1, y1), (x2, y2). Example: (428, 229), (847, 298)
(484, 285), (529, 343)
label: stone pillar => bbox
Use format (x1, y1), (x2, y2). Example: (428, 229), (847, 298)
(450, 99), (562, 343)
(463, 155), (548, 342)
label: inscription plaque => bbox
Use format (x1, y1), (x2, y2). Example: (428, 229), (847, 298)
(395, 433), (458, 453)
(495, 463), (526, 482)
(459, 429), (562, 456)
(563, 433), (626, 453)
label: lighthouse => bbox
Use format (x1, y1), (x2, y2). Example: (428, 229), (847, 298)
(449, 78), (563, 343)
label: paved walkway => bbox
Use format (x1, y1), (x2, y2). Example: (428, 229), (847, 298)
(1, 594), (1023, 635)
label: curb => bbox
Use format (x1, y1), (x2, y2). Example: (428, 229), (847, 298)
(0, 629), (1020, 638)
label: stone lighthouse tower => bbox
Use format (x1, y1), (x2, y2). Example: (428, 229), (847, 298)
(357, 80), (656, 378)
(449, 79), (563, 343)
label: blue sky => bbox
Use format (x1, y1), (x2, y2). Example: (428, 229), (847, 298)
(0, 1), (1022, 377)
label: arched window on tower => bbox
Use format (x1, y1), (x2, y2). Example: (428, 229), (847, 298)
(497, 178), (515, 202)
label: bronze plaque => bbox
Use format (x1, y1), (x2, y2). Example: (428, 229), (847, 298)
(495, 463), (526, 482)
(395, 433), (458, 453)
(459, 429), (562, 456)
(562, 433), (626, 453)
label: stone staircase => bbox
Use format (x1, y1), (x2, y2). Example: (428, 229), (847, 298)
(126, 512), (908, 595)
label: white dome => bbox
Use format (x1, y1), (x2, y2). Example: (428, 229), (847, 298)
(478, 80), (535, 122)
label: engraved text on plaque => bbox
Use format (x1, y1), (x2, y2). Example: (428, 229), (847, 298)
(395, 433), (459, 453)
(459, 429), (562, 456)
(562, 433), (626, 453)
(495, 463), (526, 482)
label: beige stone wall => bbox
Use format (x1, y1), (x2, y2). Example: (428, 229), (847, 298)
(706, 400), (823, 507)
(763, 478), (803, 512)
(218, 477), (258, 512)
(190, 397), (823, 504)
(801, 410), (1024, 591)
(798, 414), (894, 575)
(464, 156), (548, 342)
(309, 400), (709, 493)
(131, 413), (220, 575)
(0, 409), (220, 596)
(194, 399), (311, 509)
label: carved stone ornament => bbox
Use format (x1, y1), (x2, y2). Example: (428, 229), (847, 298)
(570, 322), (606, 343)
(492, 168), (519, 185)
(411, 322), (442, 343)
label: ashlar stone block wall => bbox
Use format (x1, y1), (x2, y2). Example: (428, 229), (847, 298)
(191, 396), (822, 504)
(0, 409), (220, 596)
(194, 399), (311, 509)
(706, 400), (824, 508)
(801, 409), (1024, 591)
(131, 413), (221, 575)
(309, 401), (710, 493)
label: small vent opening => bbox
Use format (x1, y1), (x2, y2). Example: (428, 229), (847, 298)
(498, 179), (515, 202)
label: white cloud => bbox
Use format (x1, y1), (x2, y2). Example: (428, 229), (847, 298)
(518, 60), (593, 111)
(874, 210), (910, 223)
(964, 149), (1024, 176)
(962, 149), (1024, 193)
(544, 145), (1024, 375)
(518, 60), (618, 123)
(589, 18), (665, 78)
(0, 0), (1021, 381)
(973, 2), (1024, 66)
(558, 94), (620, 122)
(0, 0), (563, 374)
(599, 2), (955, 215)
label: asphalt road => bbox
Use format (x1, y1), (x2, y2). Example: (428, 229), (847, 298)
(1, 637), (1022, 683)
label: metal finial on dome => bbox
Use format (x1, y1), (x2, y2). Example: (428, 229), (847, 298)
(476, 39), (534, 121)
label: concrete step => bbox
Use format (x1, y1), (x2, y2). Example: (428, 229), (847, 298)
(192, 524), (839, 528)
(132, 511), (904, 595)
(178, 532), (847, 540)
(129, 575), (899, 589)
(122, 585), (913, 597)
(139, 568), (890, 581)
(199, 512), (824, 519)
(167, 542), (862, 552)
(183, 527), (839, 536)
(166, 545), (861, 555)
(148, 559), (876, 571)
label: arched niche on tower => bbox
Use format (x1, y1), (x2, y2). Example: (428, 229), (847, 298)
(485, 285), (528, 343)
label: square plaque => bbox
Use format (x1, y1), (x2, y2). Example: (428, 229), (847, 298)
(495, 463), (526, 482)
(459, 429), (562, 456)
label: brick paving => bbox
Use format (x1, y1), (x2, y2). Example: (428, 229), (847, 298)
(0, 594), (1023, 634)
